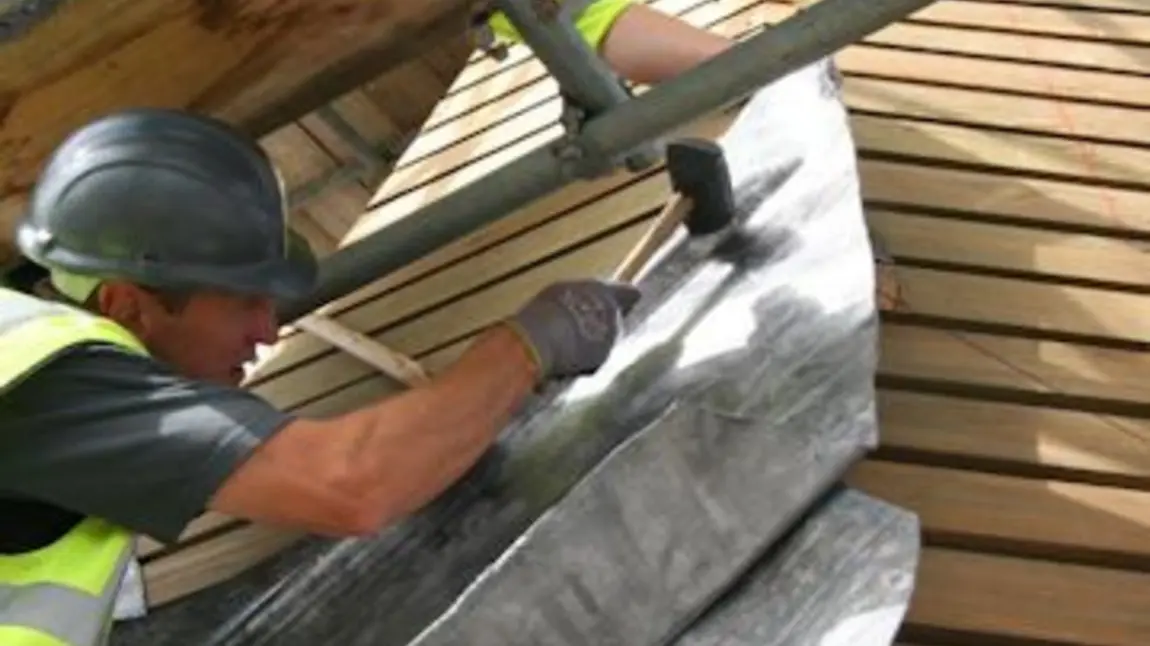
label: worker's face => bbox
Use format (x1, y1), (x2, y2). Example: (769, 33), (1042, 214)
(99, 284), (279, 386)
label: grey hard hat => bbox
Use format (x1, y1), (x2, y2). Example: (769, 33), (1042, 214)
(15, 107), (317, 300)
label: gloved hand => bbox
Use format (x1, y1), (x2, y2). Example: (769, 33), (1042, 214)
(504, 279), (642, 381)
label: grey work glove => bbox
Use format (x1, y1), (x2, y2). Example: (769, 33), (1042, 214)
(505, 279), (642, 382)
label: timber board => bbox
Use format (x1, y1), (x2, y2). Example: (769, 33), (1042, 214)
(0, 0), (472, 208)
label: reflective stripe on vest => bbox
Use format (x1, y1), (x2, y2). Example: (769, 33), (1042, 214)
(0, 287), (146, 645)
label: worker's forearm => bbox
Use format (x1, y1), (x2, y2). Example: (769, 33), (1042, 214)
(599, 5), (732, 85)
(338, 323), (538, 528)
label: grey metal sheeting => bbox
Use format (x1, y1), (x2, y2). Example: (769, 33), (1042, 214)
(112, 58), (918, 646)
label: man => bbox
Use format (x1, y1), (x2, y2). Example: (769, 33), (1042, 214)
(0, 108), (639, 645)
(486, 0), (901, 309)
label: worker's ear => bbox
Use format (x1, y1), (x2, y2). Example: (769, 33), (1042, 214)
(97, 281), (156, 339)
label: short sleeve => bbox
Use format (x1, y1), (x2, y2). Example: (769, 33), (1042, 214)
(0, 343), (294, 543)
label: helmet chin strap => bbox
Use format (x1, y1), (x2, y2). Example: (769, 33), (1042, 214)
(49, 268), (101, 304)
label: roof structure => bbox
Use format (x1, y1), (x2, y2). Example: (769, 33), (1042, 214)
(0, 0), (478, 267)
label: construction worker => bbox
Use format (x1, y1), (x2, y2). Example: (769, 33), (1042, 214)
(0, 108), (639, 646)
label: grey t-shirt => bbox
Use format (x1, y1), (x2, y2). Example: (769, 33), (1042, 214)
(0, 342), (293, 545)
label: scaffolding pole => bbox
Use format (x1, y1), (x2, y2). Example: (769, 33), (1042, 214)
(277, 0), (938, 322)
(493, 0), (630, 119)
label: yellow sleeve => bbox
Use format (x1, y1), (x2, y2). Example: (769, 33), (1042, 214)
(488, 0), (636, 51)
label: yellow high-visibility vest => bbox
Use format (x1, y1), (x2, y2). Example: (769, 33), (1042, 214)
(0, 287), (146, 646)
(486, 0), (634, 51)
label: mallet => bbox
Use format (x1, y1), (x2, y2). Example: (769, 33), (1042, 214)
(612, 138), (736, 283)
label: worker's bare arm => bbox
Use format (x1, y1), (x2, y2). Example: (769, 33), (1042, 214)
(0, 280), (635, 546)
(208, 324), (538, 536)
(209, 279), (639, 537)
(598, 4), (732, 86)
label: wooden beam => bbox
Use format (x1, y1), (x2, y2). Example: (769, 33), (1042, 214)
(0, 0), (472, 243)
(849, 461), (1150, 561)
(904, 547), (1150, 645)
(875, 390), (1150, 485)
(142, 523), (304, 607)
(869, 210), (1150, 289)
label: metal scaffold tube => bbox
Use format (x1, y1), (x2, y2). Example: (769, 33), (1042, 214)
(492, 0), (631, 118)
(276, 0), (939, 323)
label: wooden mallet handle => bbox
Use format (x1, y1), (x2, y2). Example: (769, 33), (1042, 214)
(612, 194), (695, 283)
(610, 137), (733, 284)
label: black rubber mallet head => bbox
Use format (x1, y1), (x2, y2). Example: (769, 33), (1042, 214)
(612, 138), (736, 282)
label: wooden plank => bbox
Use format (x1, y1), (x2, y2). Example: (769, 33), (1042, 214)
(290, 213), (341, 259)
(875, 390), (1150, 484)
(0, 0), (471, 215)
(869, 209), (1150, 288)
(142, 523), (304, 607)
(291, 338), (471, 417)
(907, 1), (1150, 45)
(891, 265), (1150, 344)
(906, 548), (1150, 646)
(263, 124), (370, 244)
(838, 46), (1150, 109)
(879, 322), (1150, 406)
(844, 77), (1150, 146)
(261, 125), (340, 192)
(860, 161), (1150, 234)
(322, 90), (409, 154)
(849, 460), (1150, 561)
(854, 115), (1150, 188)
(137, 512), (240, 560)
(360, 57), (462, 132)
(863, 20), (1150, 74)
(1001, 0), (1150, 12)
(365, 94), (560, 212)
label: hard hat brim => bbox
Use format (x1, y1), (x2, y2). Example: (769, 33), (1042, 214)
(16, 222), (319, 302)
